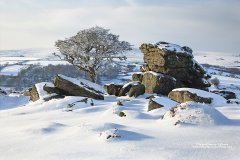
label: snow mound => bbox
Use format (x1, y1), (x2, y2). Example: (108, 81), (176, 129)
(172, 88), (226, 106)
(162, 102), (230, 126)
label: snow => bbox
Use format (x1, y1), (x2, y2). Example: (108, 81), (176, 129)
(122, 81), (140, 88)
(0, 49), (240, 160)
(152, 96), (179, 110)
(194, 52), (240, 68)
(156, 41), (193, 56)
(0, 95), (29, 110)
(35, 82), (55, 99)
(0, 94), (240, 160)
(172, 88), (226, 106)
(162, 102), (231, 126)
(58, 74), (105, 94)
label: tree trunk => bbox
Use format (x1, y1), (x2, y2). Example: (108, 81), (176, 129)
(88, 68), (96, 83)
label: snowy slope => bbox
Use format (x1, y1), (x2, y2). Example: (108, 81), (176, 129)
(0, 49), (240, 160)
(0, 93), (240, 160)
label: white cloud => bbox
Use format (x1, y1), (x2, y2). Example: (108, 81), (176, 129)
(0, 0), (240, 53)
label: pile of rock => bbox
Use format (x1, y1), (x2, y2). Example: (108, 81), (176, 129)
(104, 81), (145, 98)
(139, 41), (210, 91)
(105, 41), (210, 97)
(23, 74), (105, 102)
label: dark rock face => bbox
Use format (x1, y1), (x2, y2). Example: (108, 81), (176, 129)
(148, 98), (164, 111)
(168, 90), (212, 104)
(139, 42), (210, 90)
(141, 71), (176, 95)
(211, 90), (236, 100)
(53, 75), (104, 100)
(128, 84), (145, 97)
(104, 82), (145, 97)
(43, 83), (70, 95)
(43, 95), (65, 101)
(104, 84), (123, 96)
(119, 82), (141, 96)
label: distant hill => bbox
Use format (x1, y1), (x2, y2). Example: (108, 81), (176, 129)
(0, 48), (56, 58)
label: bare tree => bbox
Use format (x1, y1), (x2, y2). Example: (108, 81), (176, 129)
(55, 26), (132, 82)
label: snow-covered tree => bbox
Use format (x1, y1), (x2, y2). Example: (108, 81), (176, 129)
(55, 26), (132, 82)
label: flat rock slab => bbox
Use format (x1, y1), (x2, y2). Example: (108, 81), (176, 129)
(53, 74), (104, 100)
(168, 89), (212, 104)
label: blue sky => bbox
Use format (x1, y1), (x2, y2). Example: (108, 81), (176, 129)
(0, 0), (240, 53)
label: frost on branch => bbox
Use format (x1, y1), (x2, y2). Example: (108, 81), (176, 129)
(55, 26), (132, 82)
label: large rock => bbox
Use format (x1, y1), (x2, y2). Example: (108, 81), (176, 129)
(168, 88), (212, 104)
(128, 84), (145, 97)
(139, 41), (210, 89)
(140, 42), (193, 69)
(141, 71), (176, 95)
(104, 84), (123, 96)
(23, 82), (60, 102)
(43, 83), (70, 95)
(148, 98), (164, 111)
(53, 74), (104, 100)
(119, 81), (141, 96)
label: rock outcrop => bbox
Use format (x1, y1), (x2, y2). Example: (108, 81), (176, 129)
(139, 41), (210, 89)
(23, 75), (105, 101)
(53, 75), (104, 100)
(103, 41), (210, 97)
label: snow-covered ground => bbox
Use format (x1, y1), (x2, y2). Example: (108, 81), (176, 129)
(194, 51), (240, 68)
(0, 49), (240, 160)
(0, 91), (240, 160)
